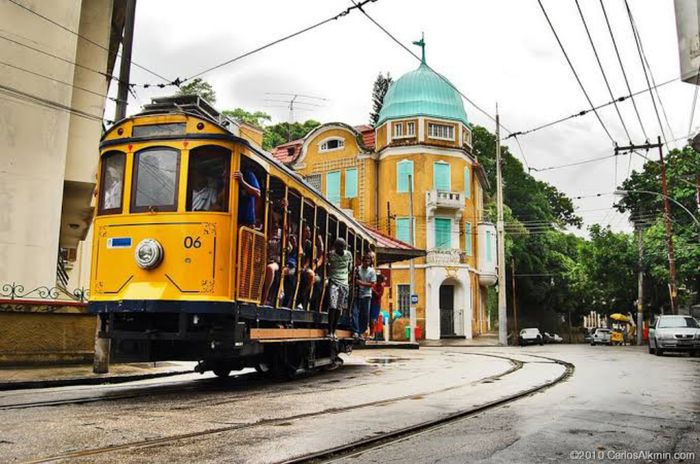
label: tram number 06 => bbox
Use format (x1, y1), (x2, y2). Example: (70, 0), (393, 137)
(183, 236), (202, 249)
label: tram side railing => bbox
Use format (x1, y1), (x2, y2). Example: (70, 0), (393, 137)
(236, 227), (267, 304)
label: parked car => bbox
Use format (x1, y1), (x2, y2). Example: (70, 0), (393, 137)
(648, 315), (700, 356)
(519, 328), (544, 346)
(590, 328), (612, 345)
(544, 332), (563, 343)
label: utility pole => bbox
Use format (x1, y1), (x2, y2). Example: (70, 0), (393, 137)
(511, 258), (518, 338)
(408, 175), (416, 343)
(114, 0), (137, 122)
(615, 138), (677, 314)
(387, 201), (394, 341)
(636, 225), (644, 346)
(496, 108), (508, 346)
(657, 136), (678, 314)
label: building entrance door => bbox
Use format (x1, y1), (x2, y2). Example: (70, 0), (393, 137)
(440, 284), (455, 337)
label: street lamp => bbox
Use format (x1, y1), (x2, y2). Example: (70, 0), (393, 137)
(614, 189), (700, 230)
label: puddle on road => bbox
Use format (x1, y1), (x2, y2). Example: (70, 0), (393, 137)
(365, 358), (410, 365)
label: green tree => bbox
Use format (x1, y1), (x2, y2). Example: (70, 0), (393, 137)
(263, 120), (321, 150)
(222, 108), (271, 129)
(369, 72), (393, 126)
(615, 145), (699, 311)
(176, 78), (216, 104)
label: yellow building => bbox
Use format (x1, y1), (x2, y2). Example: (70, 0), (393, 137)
(273, 54), (497, 340)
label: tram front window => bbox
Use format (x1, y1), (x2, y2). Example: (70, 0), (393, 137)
(132, 147), (179, 212)
(99, 151), (125, 214)
(187, 146), (230, 212)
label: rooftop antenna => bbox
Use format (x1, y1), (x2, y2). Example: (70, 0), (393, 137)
(264, 92), (328, 141)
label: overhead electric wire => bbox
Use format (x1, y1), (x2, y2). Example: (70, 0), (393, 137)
(504, 76), (677, 140)
(349, 0), (510, 135)
(599, 0), (648, 141)
(0, 60), (125, 104)
(184, 0), (378, 83)
(536, 0), (615, 143)
(574, 0), (632, 143)
(5, 0), (175, 86)
(0, 83), (108, 123)
(531, 152), (622, 172)
(623, 0), (668, 146)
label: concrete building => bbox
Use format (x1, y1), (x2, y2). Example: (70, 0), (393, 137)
(0, 0), (125, 363)
(273, 51), (497, 340)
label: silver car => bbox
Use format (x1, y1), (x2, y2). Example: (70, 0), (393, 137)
(649, 315), (700, 356)
(590, 328), (612, 346)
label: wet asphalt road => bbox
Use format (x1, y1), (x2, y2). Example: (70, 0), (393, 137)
(0, 345), (697, 463)
(337, 345), (700, 464)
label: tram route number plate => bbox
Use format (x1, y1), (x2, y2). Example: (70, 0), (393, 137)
(108, 237), (132, 248)
(411, 294), (418, 305)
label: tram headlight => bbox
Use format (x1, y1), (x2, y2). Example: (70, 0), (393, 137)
(134, 238), (163, 270)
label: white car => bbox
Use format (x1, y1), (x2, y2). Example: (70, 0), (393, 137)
(544, 332), (563, 343)
(518, 328), (544, 346)
(649, 315), (700, 356)
(590, 328), (612, 346)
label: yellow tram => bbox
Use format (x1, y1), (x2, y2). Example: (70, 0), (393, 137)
(89, 96), (419, 377)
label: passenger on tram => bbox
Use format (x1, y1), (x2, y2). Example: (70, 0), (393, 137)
(326, 238), (353, 339)
(190, 169), (221, 211)
(354, 254), (377, 341)
(261, 199), (285, 305)
(103, 165), (123, 210)
(233, 167), (260, 226)
(295, 223), (316, 310)
(281, 223), (298, 308)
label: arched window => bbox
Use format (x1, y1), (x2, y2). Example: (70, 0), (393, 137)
(319, 138), (344, 152)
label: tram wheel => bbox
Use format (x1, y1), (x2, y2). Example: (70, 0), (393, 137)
(255, 362), (271, 375)
(213, 368), (231, 378)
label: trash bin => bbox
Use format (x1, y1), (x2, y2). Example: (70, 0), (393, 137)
(404, 326), (423, 340)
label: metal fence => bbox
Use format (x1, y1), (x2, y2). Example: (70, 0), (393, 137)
(0, 282), (89, 303)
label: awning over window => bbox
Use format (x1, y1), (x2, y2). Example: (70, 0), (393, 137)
(364, 225), (426, 265)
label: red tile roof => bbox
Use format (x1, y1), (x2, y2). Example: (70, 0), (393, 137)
(354, 124), (376, 150)
(271, 138), (303, 165)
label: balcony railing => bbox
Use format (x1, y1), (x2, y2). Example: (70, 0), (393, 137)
(425, 249), (469, 265)
(425, 190), (464, 210)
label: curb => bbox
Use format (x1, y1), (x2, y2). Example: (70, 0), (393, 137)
(0, 369), (193, 392)
(354, 342), (420, 350)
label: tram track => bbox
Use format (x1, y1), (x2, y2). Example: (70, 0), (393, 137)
(283, 353), (574, 464)
(1, 350), (484, 411)
(19, 351), (525, 463)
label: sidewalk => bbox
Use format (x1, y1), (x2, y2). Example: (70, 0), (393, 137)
(0, 361), (195, 391)
(357, 332), (501, 349)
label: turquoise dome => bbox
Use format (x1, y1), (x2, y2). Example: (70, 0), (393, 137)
(377, 63), (468, 126)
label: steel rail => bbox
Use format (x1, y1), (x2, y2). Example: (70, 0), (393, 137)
(21, 352), (524, 463)
(282, 352), (574, 464)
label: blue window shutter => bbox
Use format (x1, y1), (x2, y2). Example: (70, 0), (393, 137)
(326, 171), (341, 205)
(433, 162), (450, 192)
(464, 223), (472, 256)
(434, 218), (451, 249)
(345, 168), (358, 198)
(396, 218), (412, 244)
(397, 160), (413, 193)
(464, 167), (471, 199)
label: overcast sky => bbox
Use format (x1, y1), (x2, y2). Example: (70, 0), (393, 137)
(114, 0), (696, 236)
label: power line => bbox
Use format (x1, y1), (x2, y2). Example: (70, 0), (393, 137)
(0, 60), (125, 104)
(349, 0), (509, 134)
(575, 0), (632, 143)
(624, 0), (668, 146)
(0, 83), (109, 123)
(183, 0), (378, 82)
(5, 0), (175, 85)
(599, 0), (648, 141)
(504, 77), (677, 140)
(536, 0), (615, 143)
(532, 152), (622, 172)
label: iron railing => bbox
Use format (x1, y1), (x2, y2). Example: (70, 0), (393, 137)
(0, 282), (89, 303)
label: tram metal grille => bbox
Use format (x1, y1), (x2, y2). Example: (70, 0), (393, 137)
(237, 227), (266, 303)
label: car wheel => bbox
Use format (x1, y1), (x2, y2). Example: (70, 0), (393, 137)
(655, 346), (664, 357)
(590, 342), (595, 346)
(213, 368), (231, 378)
(648, 344), (655, 354)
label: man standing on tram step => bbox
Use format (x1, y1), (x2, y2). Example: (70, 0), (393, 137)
(326, 238), (353, 340)
(354, 254), (376, 341)
(233, 167), (260, 227)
